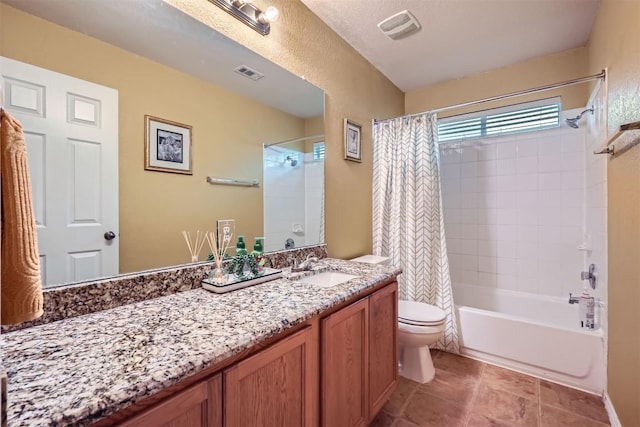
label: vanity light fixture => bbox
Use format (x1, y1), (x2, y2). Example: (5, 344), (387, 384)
(209, 0), (279, 36)
(231, 0), (250, 7)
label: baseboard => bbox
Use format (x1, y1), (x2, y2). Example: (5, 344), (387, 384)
(603, 392), (622, 427)
(459, 348), (603, 395)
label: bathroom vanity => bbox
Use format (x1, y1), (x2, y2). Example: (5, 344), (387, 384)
(2, 258), (401, 426)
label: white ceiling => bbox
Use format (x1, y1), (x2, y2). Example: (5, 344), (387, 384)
(301, 0), (600, 92)
(3, 0), (324, 118)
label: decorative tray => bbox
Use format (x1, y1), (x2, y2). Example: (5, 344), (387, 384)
(202, 268), (283, 294)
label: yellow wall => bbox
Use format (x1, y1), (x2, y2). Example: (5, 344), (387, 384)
(0, 5), (307, 274)
(305, 115), (325, 151)
(587, 0), (640, 424)
(273, 115), (324, 153)
(165, 0), (405, 259)
(405, 47), (590, 117)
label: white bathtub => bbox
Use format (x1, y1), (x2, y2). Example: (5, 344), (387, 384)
(454, 283), (605, 394)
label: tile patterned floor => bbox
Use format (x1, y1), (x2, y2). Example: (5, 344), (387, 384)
(371, 350), (610, 427)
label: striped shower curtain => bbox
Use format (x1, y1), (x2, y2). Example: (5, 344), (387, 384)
(373, 112), (459, 353)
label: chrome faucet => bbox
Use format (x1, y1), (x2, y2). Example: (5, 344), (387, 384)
(568, 293), (580, 304)
(290, 253), (319, 272)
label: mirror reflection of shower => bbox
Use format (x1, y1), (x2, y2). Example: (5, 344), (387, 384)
(285, 155), (298, 166)
(263, 135), (325, 252)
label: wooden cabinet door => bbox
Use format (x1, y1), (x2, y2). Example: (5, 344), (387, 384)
(369, 282), (398, 418)
(321, 298), (369, 427)
(224, 326), (317, 427)
(119, 374), (222, 427)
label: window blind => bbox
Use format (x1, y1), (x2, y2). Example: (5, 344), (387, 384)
(438, 98), (561, 142)
(313, 142), (325, 160)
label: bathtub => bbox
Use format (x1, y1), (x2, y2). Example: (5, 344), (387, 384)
(453, 283), (605, 394)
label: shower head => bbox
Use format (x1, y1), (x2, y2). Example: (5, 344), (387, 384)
(285, 155), (298, 167)
(565, 117), (580, 128)
(565, 107), (594, 129)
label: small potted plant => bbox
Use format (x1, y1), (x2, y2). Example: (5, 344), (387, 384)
(226, 253), (261, 280)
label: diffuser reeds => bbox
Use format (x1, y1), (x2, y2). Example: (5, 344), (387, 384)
(205, 230), (233, 284)
(182, 230), (208, 263)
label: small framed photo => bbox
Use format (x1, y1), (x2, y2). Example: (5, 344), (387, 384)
(145, 115), (192, 174)
(344, 119), (362, 162)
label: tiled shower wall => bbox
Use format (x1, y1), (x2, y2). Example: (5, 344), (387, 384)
(440, 109), (591, 298)
(584, 83), (608, 304)
(263, 148), (324, 252)
(304, 151), (324, 247)
(264, 148), (305, 252)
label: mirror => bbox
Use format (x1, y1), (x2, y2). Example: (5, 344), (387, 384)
(1, 0), (324, 288)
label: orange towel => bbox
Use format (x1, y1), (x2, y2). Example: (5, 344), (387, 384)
(1, 110), (43, 325)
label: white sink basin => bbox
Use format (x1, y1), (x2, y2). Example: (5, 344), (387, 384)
(298, 271), (360, 288)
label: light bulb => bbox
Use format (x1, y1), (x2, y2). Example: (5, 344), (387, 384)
(231, 0), (252, 7)
(258, 6), (279, 24)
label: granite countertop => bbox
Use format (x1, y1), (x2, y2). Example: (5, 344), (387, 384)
(1, 258), (401, 426)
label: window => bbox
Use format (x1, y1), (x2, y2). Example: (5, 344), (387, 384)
(438, 98), (561, 142)
(313, 142), (325, 160)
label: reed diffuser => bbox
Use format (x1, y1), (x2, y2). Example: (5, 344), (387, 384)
(182, 230), (207, 263)
(205, 231), (232, 285)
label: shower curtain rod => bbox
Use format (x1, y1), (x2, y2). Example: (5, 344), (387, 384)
(264, 133), (324, 147)
(374, 69), (606, 123)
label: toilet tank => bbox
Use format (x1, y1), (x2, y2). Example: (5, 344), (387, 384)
(350, 255), (390, 265)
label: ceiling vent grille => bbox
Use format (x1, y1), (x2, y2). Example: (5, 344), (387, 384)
(234, 65), (264, 81)
(378, 10), (421, 40)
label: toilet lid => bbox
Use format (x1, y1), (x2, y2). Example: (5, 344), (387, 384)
(398, 301), (447, 326)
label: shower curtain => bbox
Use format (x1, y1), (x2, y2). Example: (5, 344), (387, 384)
(373, 112), (459, 353)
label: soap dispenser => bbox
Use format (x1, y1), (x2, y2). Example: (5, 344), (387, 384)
(250, 237), (263, 257)
(235, 235), (247, 256)
(578, 264), (597, 330)
(250, 237), (265, 273)
(578, 287), (596, 330)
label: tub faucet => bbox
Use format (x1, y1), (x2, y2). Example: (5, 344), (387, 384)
(568, 293), (580, 304)
(290, 253), (319, 272)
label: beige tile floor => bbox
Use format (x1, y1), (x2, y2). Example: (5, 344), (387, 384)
(371, 350), (610, 427)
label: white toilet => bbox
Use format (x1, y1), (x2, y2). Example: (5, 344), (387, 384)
(350, 255), (447, 384)
(397, 300), (446, 383)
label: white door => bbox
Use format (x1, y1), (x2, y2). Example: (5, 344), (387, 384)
(1, 56), (118, 287)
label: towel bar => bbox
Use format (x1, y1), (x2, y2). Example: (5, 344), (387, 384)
(206, 176), (259, 187)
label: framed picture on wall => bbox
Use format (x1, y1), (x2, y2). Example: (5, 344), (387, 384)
(144, 115), (193, 174)
(344, 119), (362, 162)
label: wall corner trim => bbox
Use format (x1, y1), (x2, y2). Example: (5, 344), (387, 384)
(603, 392), (622, 427)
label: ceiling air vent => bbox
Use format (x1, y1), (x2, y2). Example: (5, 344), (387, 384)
(234, 65), (264, 81)
(378, 10), (421, 40)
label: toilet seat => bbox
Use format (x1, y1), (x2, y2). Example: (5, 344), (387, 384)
(399, 318), (446, 327)
(398, 321), (445, 335)
(398, 301), (447, 326)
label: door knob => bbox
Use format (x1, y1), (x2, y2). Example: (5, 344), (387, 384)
(104, 231), (116, 241)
